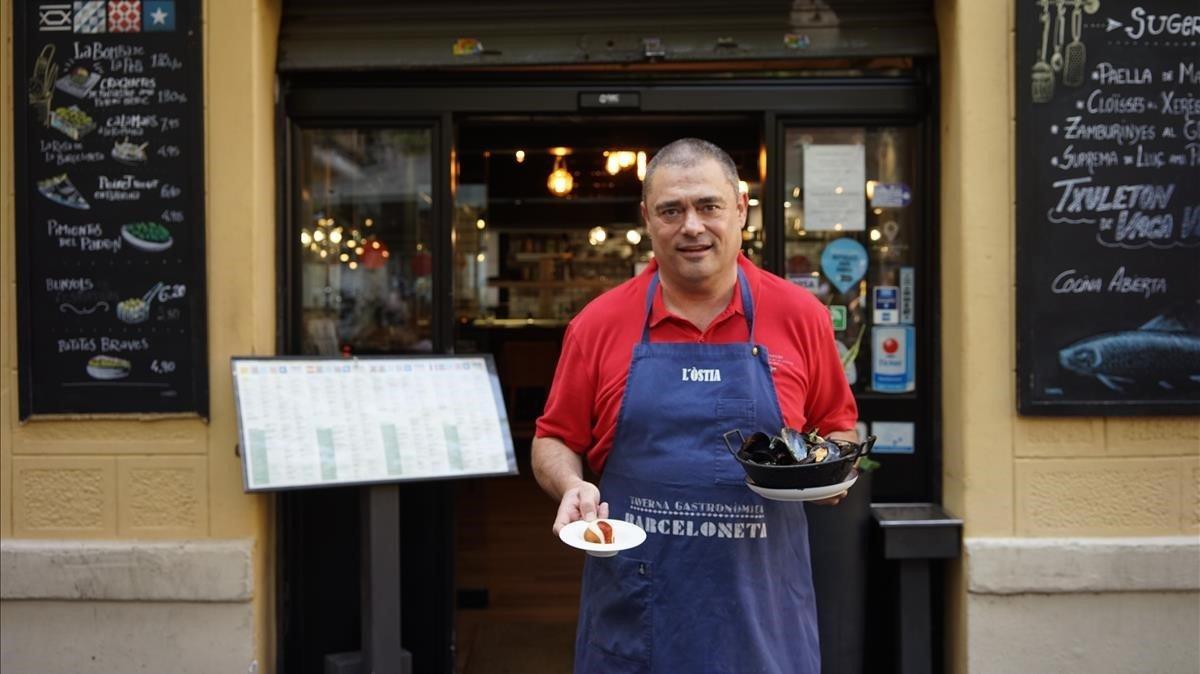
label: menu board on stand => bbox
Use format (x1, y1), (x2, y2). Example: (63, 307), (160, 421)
(232, 356), (518, 491)
(14, 1), (207, 418)
(1016, 0), (1199, 415)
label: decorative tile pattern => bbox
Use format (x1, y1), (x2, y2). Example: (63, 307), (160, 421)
(142, 0), (174, 31)
(73, 1), (106, 33)
(107, 0), (140, 32)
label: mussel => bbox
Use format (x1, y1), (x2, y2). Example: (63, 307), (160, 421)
(780, 427), (810, 464)
(737, 427), (849, 466)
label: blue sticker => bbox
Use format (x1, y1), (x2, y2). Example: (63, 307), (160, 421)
(873, 285), (899, 325)
(871, 182), (911, 208)
(820, 238), (868, 295)
(143, 1), (176, 32)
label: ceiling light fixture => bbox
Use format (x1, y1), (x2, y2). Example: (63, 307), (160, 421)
(547, 156), (574, 197)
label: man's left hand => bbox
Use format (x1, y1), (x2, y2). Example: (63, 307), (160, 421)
(809, 490), (848, 506)
(810, 428), (859, 505)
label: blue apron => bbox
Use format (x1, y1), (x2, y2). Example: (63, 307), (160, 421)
(574, 268), (820, 674)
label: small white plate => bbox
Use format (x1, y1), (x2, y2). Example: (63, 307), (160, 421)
(745, 472), (858, 502)
(559, 519), (647, 558)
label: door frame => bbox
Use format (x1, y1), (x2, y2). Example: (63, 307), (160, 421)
(275, 69), (936, 673)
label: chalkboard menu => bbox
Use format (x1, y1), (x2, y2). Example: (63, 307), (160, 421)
(1016, 0), (1200, 415)
(14, 1), (207, 418)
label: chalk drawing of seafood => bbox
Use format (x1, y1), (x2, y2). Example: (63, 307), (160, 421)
(1058, 311), (1200, 392)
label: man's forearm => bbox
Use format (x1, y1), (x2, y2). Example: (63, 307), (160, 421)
(828, 428), (859, 443)
(531, 436), (587, 501)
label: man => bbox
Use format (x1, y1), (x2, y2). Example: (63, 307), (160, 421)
(532, 138), (859, 673)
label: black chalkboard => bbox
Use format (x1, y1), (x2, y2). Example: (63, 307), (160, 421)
(1016, 0), (1200, 415)
(14, 1), (208, 418)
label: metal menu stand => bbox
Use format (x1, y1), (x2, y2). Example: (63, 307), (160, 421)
(232, 355), (516, 674)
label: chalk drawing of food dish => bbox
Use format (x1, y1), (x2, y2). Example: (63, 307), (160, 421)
(112, 138), (148, 166)
(55, 65), (101, 98)
(49, 104), (96, 140)
(121, 221), (173, 252)
(1058, 313), (1200, 392)
(87, 354), (131, 380)
(116, 297), (150, 324)
(37, 174), (90, 210)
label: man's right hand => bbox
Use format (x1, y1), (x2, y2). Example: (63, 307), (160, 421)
(552, 481), (609, 535)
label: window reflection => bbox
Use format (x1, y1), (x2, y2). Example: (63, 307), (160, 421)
(783, 127), (918, 393)
(297, 128), (433, 355)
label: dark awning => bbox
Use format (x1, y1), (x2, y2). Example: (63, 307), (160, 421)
(278, 0), (936, 72)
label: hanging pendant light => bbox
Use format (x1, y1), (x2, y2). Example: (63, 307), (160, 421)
(547, 155), (574, 197)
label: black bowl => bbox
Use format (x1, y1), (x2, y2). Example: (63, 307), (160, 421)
(722, 430), (876, 490)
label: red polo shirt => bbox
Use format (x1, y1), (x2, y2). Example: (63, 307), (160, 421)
(535, 253), (858, 475)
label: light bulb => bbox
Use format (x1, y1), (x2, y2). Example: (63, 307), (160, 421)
(547, 157), (574, 197)
(588, 226), (607, 245)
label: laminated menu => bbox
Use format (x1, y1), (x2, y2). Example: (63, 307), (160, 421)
(1016, 0), (1199, 415)
(232, 357), (517, 491)
(15, 2), (207, 417)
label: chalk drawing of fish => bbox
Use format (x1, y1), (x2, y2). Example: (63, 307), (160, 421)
(1058, 312), (1200, 392)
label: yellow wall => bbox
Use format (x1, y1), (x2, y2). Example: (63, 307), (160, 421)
(937, 0), (1200, 539)
(938, 0), (1199, 670)
(1, 0), (281, 668)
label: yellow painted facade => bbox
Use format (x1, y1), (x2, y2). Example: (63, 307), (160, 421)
(2, 0), (1196, 671)
(936, 0), (1199, 538)
(1, 0), (281, 668)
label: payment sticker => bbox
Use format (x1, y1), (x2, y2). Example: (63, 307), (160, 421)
(873, 286), (899, 325)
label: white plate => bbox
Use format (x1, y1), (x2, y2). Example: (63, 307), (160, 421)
(559, 519), (647, 558)
(122, 225), (174, 252)
(745, 472), (858, 502)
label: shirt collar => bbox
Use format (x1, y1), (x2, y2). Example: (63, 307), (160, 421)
(646, 253), (754, 329)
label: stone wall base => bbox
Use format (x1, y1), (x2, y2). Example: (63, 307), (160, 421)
(1, 600), (257, 674)
(0, 539), (256, 674)
(966, 537), (1199, 674)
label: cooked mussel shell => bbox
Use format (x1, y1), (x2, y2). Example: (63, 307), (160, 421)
(829, 438), (860, 459)
(780, 426), (810, 464)
(738, 432), (776, 465)
(738, 431), (801, 466)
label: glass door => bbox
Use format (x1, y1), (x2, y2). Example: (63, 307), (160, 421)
(777, 123), (933, 502)
(280, 120), (456, 674)
(291, 126), (437, 355)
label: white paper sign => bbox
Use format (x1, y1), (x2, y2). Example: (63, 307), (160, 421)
(233, 356), (516, 491)
(803, 144), (865, 232)
(871, 421), (915, 454)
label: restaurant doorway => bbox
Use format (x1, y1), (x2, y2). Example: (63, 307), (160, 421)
(449, 115), (763, 672)
(278, 73), (936, 674)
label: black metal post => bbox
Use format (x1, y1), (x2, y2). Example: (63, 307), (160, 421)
(895, 558), (932, 674)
